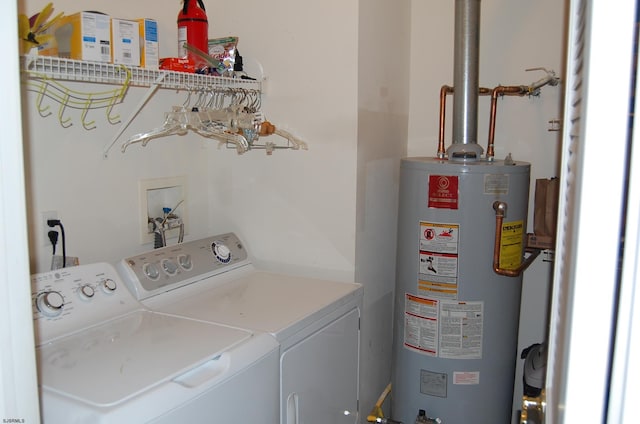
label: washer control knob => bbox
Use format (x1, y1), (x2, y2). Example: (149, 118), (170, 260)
(79, 285), (95, 299)
(162, 259), (179, 275)
(212, 242), (231, 263)
(178, 254), (193, 270)
(36, 291), (65, 317)
(143, 263), (160, 280)
(102, 279), (117, 293)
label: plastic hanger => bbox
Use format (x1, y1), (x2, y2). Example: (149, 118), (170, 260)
(121, 106), (251, 154)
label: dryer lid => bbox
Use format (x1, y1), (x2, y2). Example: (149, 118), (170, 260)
(153, 271), (363, 341)
(37, 310), (252, 407)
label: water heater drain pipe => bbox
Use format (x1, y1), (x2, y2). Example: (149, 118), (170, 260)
(492, 201), (541, 277)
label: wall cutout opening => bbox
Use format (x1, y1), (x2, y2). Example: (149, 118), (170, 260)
(138, 176), (188, 245)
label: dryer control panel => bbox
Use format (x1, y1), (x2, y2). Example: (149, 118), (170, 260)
(31, 262), (141, 345)
(117, 233), (250, 301)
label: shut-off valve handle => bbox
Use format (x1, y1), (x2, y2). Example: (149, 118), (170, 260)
(525, 67), (561, 96)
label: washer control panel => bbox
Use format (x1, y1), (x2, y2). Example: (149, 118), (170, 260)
(118, 232), (249, 301)
(31, 262), (140, 345)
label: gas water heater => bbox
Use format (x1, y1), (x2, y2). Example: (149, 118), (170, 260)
(389, 0), (550, 420)
(391, 158), (530, 423)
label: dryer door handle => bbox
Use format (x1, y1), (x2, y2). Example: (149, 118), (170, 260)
(286, 392), (299, 424)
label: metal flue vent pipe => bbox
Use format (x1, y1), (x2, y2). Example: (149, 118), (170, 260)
(447, 0), (484, 160)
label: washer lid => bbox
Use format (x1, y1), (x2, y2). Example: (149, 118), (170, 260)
(37, 310), (252, 407)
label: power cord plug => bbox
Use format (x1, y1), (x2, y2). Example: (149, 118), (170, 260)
(47, 219), (66, 268)
(48, 230), (59, 255)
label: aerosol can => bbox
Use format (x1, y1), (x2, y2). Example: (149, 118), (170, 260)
(177, 0), (208, 59)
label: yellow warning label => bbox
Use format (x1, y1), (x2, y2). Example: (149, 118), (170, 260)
(500, 220), (524, 270)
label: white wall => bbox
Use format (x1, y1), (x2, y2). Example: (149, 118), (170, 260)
(205, 0), (359, 279)
(21, 0), (360, 278)
(357, 0), (411, 416)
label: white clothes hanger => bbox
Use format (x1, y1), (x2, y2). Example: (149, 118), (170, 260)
(121, 106), (250, 154)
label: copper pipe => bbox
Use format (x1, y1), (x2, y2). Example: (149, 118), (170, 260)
(492, 201), (541, 277)
(487, 85), (527, 160)
(438, 85), (454, 158)
(437, 86), (491, 158)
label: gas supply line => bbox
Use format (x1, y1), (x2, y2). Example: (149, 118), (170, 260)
(367, 383), (392, 422)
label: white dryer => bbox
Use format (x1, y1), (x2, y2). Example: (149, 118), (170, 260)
(31, 262), (279, 423)
(118, 233), (363, 424)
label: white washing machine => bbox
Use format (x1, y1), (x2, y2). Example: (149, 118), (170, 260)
(117, 232), (363, 424)
(31, 262), (279, 423)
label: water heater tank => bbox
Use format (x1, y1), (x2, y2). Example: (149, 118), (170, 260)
(391, 157), (530, 423)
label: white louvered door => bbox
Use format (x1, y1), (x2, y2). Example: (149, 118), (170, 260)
(545, 0), (637, 423)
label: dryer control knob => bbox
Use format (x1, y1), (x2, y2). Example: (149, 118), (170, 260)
(178, 254), (193, 270)
(162, 258), (179, 275)
(212, 242), (231, 263)
(36, 291), (65, 317)
(143, 263), (160, 280)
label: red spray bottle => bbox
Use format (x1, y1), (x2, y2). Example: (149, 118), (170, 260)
(177, 0), (209, 60)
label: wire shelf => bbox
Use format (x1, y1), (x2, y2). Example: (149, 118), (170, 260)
(21, 55), (262, 91)
(20, 55), (306, 157)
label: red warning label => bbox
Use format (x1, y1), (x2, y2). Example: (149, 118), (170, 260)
(428, 175), (459, 209)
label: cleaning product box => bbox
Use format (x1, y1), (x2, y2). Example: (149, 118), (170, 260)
(111, 18), (140, 66)
(34, 34), (59, 57)
(137, 18), (159, 69)
(55, 12), (111, 62)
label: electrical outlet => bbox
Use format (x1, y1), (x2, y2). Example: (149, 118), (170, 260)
(51, 255), (79, 270)
(42, 210), (58, 246)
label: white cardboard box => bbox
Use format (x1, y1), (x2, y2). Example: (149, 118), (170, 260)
(137, 18), (159, 69)
(55, 12), (111, 62)
(111, 18), (141, 66)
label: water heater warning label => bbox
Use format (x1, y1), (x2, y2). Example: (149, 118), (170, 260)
(453, 371), (480, 385)
(419, 221), (459, 299)
(500, 220), (524, 270)
(404, 294), (439, 355)
(439, 301), (483, 359)
(428, 175), (459, 209)
(404, 293), (484, 360)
